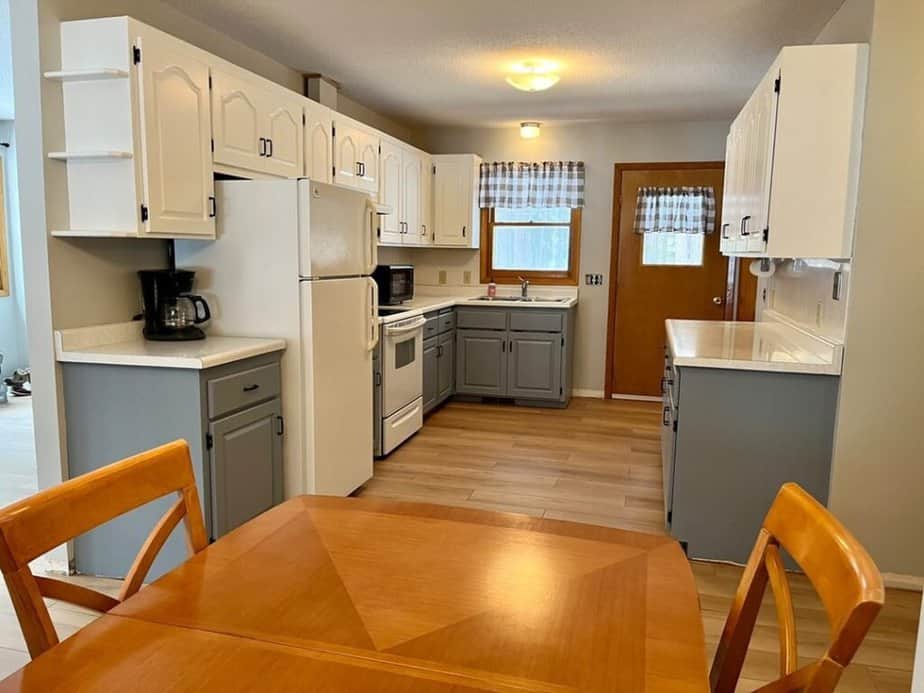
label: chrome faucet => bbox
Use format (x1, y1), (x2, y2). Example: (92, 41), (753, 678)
(518, 276), (529, 299)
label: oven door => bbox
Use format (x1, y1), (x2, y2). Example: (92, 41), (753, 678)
(382, 316), (426, 416)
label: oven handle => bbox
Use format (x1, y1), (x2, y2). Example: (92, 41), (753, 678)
(366, 277), (379, 351)
(383, 316), (427, 336)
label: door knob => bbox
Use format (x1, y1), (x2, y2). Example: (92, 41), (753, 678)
(712, 296), (724, 305)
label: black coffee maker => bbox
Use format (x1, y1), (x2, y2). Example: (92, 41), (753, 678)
(138, 269), (211, 341)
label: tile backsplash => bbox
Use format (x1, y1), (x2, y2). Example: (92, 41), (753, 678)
(763, 259), (850, 343)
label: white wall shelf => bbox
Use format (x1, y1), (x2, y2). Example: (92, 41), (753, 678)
(43, 68), (129, 81)
(47, 151), (133, 161)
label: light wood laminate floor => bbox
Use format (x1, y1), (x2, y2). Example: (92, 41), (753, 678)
(0, 398), (917, 690)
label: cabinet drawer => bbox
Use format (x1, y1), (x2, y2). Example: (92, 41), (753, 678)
(455, 308), (507, 330)
(509, 310), (563, 333)
(383, 396), (423, 454)
(208, 363), (281, 420)
(438, 311), (456, 333)
(424, 313), (440, 339)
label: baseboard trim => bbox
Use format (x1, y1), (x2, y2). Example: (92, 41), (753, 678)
(610, 393), (662, 403)
(883, 572), (924, 592)
(572, 389), (604, 399)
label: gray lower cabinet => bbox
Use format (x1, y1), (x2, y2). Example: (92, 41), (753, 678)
(422, 308), (456, 415)
(664, 346), (839, 564)
(456, 329), (507, 396)
(61, 351), (284, 580)
(455, 307), (573, 405)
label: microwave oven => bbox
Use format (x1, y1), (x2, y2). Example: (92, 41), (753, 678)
(372, 264), (414, 305)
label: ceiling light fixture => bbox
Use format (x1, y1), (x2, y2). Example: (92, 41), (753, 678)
(506, 60), (560, 92)
(520, 122), (541, 139)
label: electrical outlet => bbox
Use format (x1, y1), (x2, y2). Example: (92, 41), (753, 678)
(438, 270), (447, 285)
(463, 270), (472, 284)
(815, 301), (824, 327)
(584, 274), (604, 286)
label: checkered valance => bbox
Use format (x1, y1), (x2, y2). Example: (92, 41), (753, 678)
(479, 161), (585, 209)
(634, 186), (716, 234)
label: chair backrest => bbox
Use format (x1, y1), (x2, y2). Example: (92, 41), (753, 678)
(709, 483), (884, 693)
(0, 440), (208, 658)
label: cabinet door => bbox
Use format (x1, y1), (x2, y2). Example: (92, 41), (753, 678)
(433, 157), (469, 245)
(358, 131), (379, 195)
(333, 121), (362, 189)
(208, 399), (283, 538)
(719, 130), (738, 254)
(660, 398), (676, 527)
(506, 331), (562, 400)
(418, 153), (433, 245)
(263, 95), (303, 178)
(743, 68), (779, 253)
(210, 68), (263, 174)
(455, 329), (506, 396)
(422, 337), (439, 414)
(437, 331), (454, 401)
(378, 141), (403, 243)
(403, 150), (423, 245)
(136, 30), (214, 237)
(304, 99), (332, 183)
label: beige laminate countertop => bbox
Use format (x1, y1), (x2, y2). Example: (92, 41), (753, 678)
(55, 322), (285, 370)
(379, 292), (578, 325)
(665, 318), (843, 375)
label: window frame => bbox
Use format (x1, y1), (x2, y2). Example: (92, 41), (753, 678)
(479, 207), (582, 286)
(0, 160), (9, 298)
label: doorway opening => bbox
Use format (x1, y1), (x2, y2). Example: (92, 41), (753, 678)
(604, 162), (757, 399)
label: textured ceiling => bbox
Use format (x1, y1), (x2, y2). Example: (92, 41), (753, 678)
(162, 0), (844, 128)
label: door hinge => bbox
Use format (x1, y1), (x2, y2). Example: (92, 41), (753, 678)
(210, 138), (214, 153)
(762, 227), (769, 243)
(331, 125), (336, 136)
(378, 144), (381, 154)
(206, 433), (213, 450)
(132, 45), (141, 65)
(774, 76), (781, 93)
(140, 204), (149, 222)
(302, 113), (306, 126)
(332, 165), (336, 178)
(432, 164), (436, 175)
(208, 74), (212, 89)
(276, 416), (285, 436)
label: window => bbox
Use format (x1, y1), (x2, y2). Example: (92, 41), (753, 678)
(481, 206), (581, 285)
(641, 232), (705, 266)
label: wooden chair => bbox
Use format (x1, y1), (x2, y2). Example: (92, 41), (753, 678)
(709, 482), (884, 692)
(0, 440), (207, 658)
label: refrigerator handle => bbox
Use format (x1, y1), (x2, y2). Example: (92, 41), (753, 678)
(366, 277), (379, 352)
(364, 199), (378, 274)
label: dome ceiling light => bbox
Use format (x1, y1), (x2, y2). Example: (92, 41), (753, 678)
(520, 122), (541, 139)
(505, 60), (560, 92)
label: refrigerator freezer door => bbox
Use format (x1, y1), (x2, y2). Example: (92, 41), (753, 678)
(298, 179), (377, 279)
(301, 277), (374, 496)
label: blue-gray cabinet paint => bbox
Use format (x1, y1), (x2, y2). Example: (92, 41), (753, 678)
(62, 352), (283, 580)
(422, 309), (456, 416)
(664, 348), (839, 564)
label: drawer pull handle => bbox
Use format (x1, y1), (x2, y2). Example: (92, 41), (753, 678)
(242, 384), (260, 392)
(662, 406), (671, 426)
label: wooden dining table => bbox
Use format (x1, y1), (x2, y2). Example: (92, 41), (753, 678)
(0, 496), (709, 691)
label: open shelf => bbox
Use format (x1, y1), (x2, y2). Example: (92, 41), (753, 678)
(43, 68), (129, 81)
(51, 229), (139, 238)
(47, 151), (133, 161)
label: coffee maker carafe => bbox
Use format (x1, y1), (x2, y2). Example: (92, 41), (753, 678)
(138, 270), (211, 341)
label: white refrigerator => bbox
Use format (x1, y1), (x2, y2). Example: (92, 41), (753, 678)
(176, 179), (380, 497)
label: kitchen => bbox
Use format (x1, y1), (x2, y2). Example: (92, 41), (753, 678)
(0, 0), (921, 690)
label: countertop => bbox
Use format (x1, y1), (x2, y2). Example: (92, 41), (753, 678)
(665, 316), (843, 375)
(378, 291), (578, 325)
(55, 322), (286, 370)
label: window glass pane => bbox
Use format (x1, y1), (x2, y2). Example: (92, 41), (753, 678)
(492, 226), (570, 271)
(494, 206), (570, 224)
(641, 232), (705, 266)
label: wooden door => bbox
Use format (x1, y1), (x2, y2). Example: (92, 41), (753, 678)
(402, 150), (422, 244)
(304, 100), (332, 183)
(378, 141), (403, 243)
(263, 96), (303, 178)
(136, 30), (214, 237)
(606, 163), (727, 398)
(333, 121), (361, 189)
(210, 68), (264, 174)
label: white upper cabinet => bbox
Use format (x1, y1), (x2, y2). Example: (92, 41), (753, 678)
(211, 67), (303, 179)
(403, 151), (422, 243)
(378, 140), (403, 243)
(721, 43), (868, 259)
(333, 115), (379, 195)
(418, 152), (433, 245)
(432, 154), (481, 248)
(137, 27), (215, 237)
(303, 99), (332, 183)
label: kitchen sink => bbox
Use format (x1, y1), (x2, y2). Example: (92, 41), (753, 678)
(469, 296), (568, 303)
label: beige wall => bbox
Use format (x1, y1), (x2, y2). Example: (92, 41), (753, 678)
(823, 0), (924, 576)
(400, 120), (729, 394)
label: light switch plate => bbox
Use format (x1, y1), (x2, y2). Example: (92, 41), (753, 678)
(585, 274), (604, 286)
